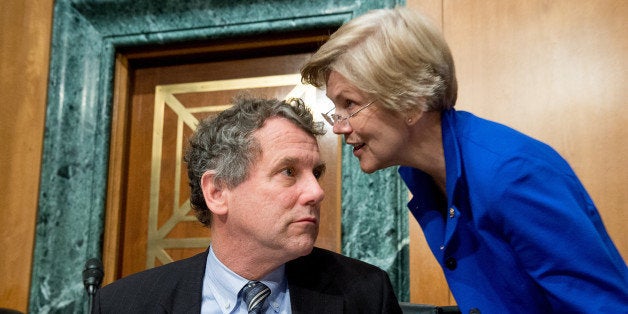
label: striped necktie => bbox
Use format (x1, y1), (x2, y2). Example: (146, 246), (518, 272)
(241, 281), (271, 314)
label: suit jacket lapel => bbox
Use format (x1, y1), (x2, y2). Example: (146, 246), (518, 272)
(288, 282), (343, 313)
(163, 250), (208, 313)
(286, 248), (343, 313)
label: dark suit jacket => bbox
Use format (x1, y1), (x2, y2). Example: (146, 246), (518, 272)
(93, 247), (402, 313)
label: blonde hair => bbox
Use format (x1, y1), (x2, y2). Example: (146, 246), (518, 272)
(301, 6), (457, 112)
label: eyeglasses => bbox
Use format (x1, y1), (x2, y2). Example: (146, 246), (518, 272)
(321, 100), (376, 127)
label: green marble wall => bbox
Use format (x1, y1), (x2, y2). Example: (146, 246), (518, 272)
(342, 151), (410, 301)
(32, 0), (406, 312)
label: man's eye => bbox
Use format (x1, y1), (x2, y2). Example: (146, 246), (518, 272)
(313, 166), (326, 180)
(282, 167), (295, 177)
(313, 170), (322, 179)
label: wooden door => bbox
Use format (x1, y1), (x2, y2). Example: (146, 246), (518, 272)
(103, 32), (340, 283)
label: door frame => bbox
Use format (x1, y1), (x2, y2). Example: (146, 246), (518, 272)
(105, 32), (339, 283)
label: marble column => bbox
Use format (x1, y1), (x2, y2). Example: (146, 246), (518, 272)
(341, 145), (410, 301)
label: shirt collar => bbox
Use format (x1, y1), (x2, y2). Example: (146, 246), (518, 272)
(204, 245), (287, 313)
(441, 109), (462, 202)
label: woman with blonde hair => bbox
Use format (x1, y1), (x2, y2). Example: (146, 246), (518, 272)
(301, 6), (627, 313)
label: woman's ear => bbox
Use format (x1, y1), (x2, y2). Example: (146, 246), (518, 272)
(405, 110), (422, 126)
(201, 171), (228, 215)
(405, 98), (427, 126)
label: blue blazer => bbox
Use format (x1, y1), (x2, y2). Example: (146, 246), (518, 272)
(399, 109), (628, 313)
(93, 247), (401, 313)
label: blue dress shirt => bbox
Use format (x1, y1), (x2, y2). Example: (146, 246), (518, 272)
(399, 109), (628, 313)
(201, 246), (291, 314)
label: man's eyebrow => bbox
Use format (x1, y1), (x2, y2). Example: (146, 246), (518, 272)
(274, 157), (326, 172)
(275, 157), (298, 168)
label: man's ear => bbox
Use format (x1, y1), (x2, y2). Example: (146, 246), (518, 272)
(201, 171), (228, 215)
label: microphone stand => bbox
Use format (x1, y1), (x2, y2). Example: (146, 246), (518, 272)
(83, 258), (104, 313)
(86, 285), (96, 313)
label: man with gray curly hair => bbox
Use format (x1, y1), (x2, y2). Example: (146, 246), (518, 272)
(93, 94), (402, 313)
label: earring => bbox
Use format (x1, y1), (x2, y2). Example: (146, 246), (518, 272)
(407, 118), (413, 124)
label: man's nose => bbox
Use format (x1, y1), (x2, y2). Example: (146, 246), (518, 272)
(303, 175), (325, 205)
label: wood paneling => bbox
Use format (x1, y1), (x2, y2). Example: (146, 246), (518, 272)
(0, 0), (53, 311)
(406, 0), (627, 306)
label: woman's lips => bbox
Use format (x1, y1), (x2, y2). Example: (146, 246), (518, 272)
(352, 143), (365, 152)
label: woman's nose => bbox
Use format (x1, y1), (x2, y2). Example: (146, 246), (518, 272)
(332, 121), (352, 134)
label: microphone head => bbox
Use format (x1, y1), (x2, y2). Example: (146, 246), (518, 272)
(83, 258), (104, 294)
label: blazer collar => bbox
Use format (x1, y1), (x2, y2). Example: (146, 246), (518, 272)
(160, 250), (208, 313)
(285, 248), (343, 313)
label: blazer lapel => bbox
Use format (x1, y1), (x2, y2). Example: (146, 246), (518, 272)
(286, 248), (343, 313)
(288, 282), (343, 313)
(163, 250), (208, 313)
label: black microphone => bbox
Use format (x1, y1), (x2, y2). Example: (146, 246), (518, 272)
(83, 258), (104, 296)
